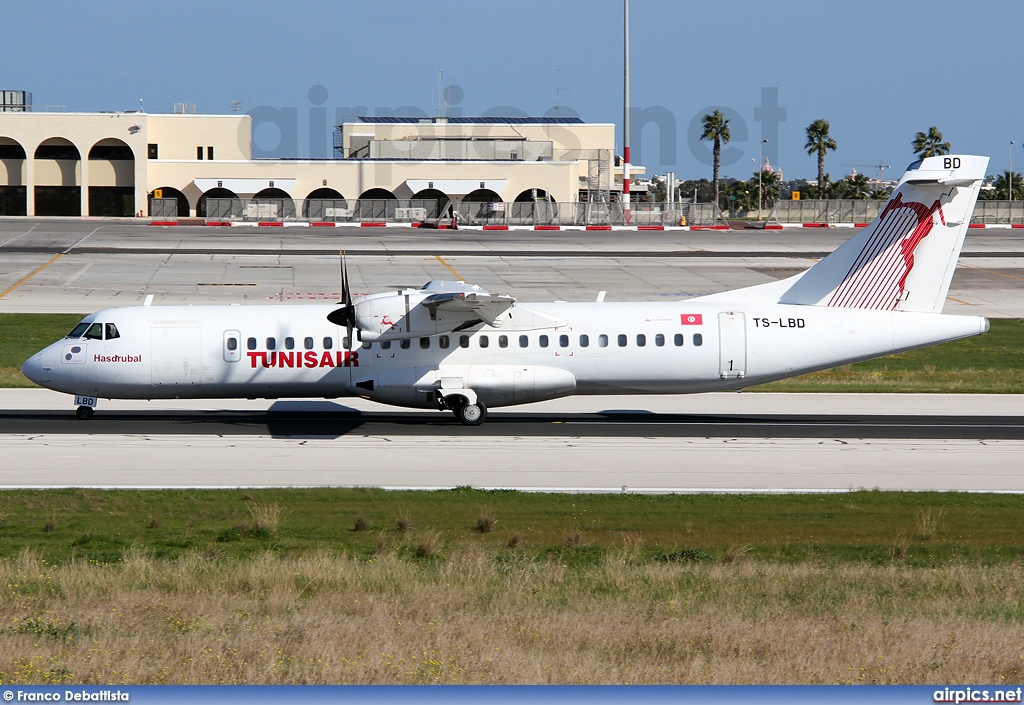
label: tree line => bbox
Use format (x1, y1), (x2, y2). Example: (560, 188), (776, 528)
(692, 115), (1021, 206)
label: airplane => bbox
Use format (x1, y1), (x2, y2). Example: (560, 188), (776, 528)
(22, 154), (991, 425)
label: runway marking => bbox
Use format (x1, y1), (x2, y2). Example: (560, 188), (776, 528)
(946, 296), (975, 306)
(961, 263), (1024, 283)
(0, 253), (64, 300)
(63, 226), (103, 253)
(434, 255), (465, 281)
(0, 223), (38, 248)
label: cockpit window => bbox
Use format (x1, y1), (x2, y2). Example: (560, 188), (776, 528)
(105, 323), (120, 340)
(83, 323), (103, 340)
(67, 322), (90, 338)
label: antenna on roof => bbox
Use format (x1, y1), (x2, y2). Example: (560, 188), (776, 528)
(555, 69), (570, 120)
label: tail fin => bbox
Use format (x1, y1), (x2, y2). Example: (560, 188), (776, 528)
(777, 155), (988, 313)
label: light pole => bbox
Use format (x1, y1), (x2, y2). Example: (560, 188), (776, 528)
(758, 139), (768, 221)
(1010, 140), (1015, 224)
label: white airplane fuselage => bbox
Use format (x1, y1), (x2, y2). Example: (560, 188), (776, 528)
(22, 300), (988, 407)
(20, 156), (997, 423)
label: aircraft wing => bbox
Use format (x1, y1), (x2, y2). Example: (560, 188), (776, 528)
(422, 291), (516, 326)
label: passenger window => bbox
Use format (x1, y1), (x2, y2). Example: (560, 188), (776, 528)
(247, 337), (257, 350)
(227, 337), (238, 351)
(637, 334), (646, 347)
(304, 337), (314, 350)
(67, 322), (90, 338)
(400, 339), (411, 349)
(381, 341), (392, 349)
(361, 341), (372, 349)
(617, 334), (627, 347)
(598, 334), (608, 347)
(539, 335), (549, 348)
(519, 335), (529, 348)
(674, 334), (684, 346)
(559, 334), (569, 348)
(105, 323), (120, 340)
(459, 335), (470, 348)
(420, 337), (430, 349)
(579, 334), (589, 347)
(693, 333), (703, 346)
(285, 337), (295, 350)
(655, 334), (665, 347)
(84, 323), (103, 340)
(479, 335), (489, 348)
(498, 335), (508, 348)
(325, 337), (334, 349)
(266, 337), (276, 350)
(439, 335), (450, 349)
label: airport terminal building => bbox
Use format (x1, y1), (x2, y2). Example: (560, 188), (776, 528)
(0, 104), (642, 219)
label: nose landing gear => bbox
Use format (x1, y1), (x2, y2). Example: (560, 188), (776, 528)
(76, 406), (94, 420)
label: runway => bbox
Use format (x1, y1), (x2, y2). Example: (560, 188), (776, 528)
(2, 390), (1023, 492)
(2, 220), (1023, 493)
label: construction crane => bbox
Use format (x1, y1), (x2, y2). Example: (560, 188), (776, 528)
(842, 161), (891, 181)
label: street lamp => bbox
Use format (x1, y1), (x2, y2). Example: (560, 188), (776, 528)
(758, 139), (769, 221)
(1010, 140), (1015, 223)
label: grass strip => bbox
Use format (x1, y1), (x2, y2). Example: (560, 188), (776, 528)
(1, 488), (1023, 566)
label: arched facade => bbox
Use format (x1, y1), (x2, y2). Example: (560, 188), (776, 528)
(356, 187), (397, 220)
(0, 137), (27, 216)
(252, 187), (296, 219)
(411, 188), (451, 219)
(197, 187), (239, 218)
(514, 188), (555, 203)
(34, 138), (81, 216)
(88, 138), (135, 216)
(148, 186), (190, 218)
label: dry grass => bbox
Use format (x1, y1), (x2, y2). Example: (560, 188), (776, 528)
(915, 507), (945, 540)
(245, 502), (282, 535)
(2, 548), (1020, 685)
(474, 511), (497, 534)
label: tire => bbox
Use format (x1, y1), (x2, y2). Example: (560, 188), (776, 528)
(454, 399), (487, 426)
(76, 406), (94, 420)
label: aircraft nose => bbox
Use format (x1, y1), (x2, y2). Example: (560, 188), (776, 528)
(21, 353), (44, 385)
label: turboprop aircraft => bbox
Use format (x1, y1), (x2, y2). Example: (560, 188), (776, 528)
(22, 155), (991, 425)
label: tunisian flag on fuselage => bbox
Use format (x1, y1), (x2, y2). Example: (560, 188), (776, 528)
(680, 313), (703, 325)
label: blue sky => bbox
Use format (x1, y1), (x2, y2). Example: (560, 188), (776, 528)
(4, 0), (1021, 181)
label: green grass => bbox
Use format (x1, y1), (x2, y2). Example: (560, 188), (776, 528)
(761, 318), (1024, 393)
(0, 313), (83, 387)
(1, 314), (1021, 392)
(1, 488), (1023, 566)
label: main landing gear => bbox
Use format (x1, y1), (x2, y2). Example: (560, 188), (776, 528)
(435, 390), (487, 426)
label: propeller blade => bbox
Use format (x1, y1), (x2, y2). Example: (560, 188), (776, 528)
(340, 249), (352, 309)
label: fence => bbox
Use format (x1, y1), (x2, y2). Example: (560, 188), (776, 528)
(167, 196), (1024, 228)
(971, 200), (1024, 225)
(766, 199), (886, 224)
(204, 198), (438, 223)
(192, 198), (703, 227)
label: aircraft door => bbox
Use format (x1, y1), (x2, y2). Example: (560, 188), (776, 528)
(151, 324), (203, 387)
(718, 312), (746, 380)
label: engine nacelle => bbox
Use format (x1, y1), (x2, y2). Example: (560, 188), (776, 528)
(348, 364), (577, 410)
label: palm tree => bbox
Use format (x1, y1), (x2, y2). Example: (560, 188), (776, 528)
(700, 110), (730, 208)
(992, 171), (1023, 200)
(843, 173), (873, 200)
(805, 120), (837, 199)
(912, 126), (951, 158)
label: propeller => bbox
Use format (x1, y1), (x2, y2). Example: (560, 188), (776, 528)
(326, 249), (357, 347)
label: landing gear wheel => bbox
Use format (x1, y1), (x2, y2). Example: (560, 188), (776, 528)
(76, 405), (94, 420)
(454, 399), (486, 426)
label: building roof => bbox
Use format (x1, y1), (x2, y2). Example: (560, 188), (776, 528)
(357, 116), (585, 125)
